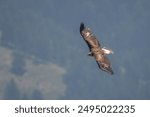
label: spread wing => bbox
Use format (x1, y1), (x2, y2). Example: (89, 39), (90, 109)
(96, 55), (114, 75)
(80, 23), (101, 51)
(80, 22), (114, 75)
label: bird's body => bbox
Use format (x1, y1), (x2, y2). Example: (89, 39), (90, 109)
(80, 23), (114, 75)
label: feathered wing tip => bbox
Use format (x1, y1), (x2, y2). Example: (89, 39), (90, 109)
(80, 22), (85, 33)
(97, 62), (114, 75)
(105, 67), (114, 75)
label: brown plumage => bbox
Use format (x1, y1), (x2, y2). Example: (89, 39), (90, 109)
(80, 23), (114, 75)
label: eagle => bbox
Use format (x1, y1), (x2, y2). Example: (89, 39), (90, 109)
(80, 23), (114, 75)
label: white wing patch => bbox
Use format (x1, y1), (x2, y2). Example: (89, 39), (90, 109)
(85, 32), (90, 37)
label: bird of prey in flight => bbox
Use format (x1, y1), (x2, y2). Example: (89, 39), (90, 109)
(80, 23), (114, 75)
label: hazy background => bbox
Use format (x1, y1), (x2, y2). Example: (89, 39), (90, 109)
(0, 0), (150, 99)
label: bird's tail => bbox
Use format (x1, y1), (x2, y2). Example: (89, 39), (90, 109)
(80, 22), (85, 34)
